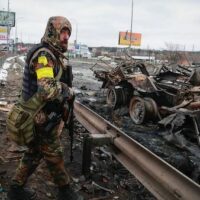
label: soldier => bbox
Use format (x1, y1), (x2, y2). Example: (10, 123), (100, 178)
(7, 16), (83, 200)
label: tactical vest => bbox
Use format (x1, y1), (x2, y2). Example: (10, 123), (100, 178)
(6, 66), (63, 146)
(6, 43), (65, 146)
(22, 43), (60, 101)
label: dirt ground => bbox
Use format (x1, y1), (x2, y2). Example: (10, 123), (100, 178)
(0, 58), (199, 200)
(0, 58), (156, 200)
(72, 59), (200, 182)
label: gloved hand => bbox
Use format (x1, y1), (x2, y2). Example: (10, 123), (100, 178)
(61, 82), (75, 102)
(62, 102), (69, 122)
(61, 83), (75, 122)
(68, 87), (75, 102)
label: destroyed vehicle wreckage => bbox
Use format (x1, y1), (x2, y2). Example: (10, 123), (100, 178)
(92, 61), (200, 146)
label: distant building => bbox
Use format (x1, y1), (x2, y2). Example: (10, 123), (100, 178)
(67, 43), (91, 58)
(132, 55), (155, 62)
(75, 44), (91, 58)
(67, 43), (76, 58)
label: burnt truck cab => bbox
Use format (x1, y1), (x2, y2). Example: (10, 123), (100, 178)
(92, 61), (200, 146)
(93, 61), (199, 123)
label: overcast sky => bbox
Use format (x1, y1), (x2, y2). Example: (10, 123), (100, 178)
(1, 0), (200, 50)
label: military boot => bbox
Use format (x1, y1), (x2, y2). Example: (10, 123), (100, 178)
(58, 185), (84, 200)
(7, 184), (37, 200)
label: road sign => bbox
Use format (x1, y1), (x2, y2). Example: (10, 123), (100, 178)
(118, 31), (142, 46)
(0, 26), (7, 40)
(0, 11), (15, 27)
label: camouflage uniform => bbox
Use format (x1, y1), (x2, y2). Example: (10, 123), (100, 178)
(12, 123), (70, 187)
(11, 16), (73, 188)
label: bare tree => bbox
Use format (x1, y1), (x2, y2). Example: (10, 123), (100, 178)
(164, 42), (182, 64)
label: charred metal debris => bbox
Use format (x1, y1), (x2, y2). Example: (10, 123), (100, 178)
(92, 59), (200, 146)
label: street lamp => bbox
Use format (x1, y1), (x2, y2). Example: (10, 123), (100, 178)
(129, 0), (134, 48)
(75, 22), (78, 45)
(69, 18), (79, 58)
(7, 0), (10, 48)
(15, 17), (24, 43)
(69, 18), (78, 45)
(15, 17), (24, 52)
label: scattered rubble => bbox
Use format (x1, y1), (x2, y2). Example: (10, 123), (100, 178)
(72, 59), (200, 185)
(92, 59), (200, 147)
(0, 56), (199, 199)
(0, 56), (157, 199)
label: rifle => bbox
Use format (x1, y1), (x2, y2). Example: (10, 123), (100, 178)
(65, 96), (75, 162)
(44, 112), (62, 133)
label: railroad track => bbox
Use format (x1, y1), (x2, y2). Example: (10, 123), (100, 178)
(74, 101), (200, 200)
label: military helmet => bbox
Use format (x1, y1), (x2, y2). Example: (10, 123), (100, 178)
(41, 16), (72, 51)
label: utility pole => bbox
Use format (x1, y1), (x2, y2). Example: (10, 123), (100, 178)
(75, 22), (78, 45)
(7, 0), (10, 49)
(15, 17), (17, 43)
(129, 0), (134, 48)
(192, 44), (195, 52)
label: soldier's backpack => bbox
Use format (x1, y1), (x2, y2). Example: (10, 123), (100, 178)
(6, 94), (44, 145)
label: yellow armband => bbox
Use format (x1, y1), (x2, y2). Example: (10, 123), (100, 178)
(38, 56), (48, 66)
(36, 56), (54, 79)
(36, 67), (54, 79)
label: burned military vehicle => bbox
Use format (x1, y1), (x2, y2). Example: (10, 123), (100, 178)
(92, 60), (200, 146)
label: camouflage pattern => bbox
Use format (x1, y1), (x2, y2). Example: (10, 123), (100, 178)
(41, 16), (72, 52)
(32, 50), (63, 102)
(12, 125), (70, 186)
(34, 110), (46, 125)
(37, 76), (62, 101)
(11, 16), (73, 188)
(31, 50), (71, 103)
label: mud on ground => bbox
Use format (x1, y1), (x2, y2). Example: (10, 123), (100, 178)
(0, 58), (199, 200)
(72, 59), (200, 185)
(0, 59), (156, 200)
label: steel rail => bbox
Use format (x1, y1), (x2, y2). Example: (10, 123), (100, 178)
(74, 101), (200, 200)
